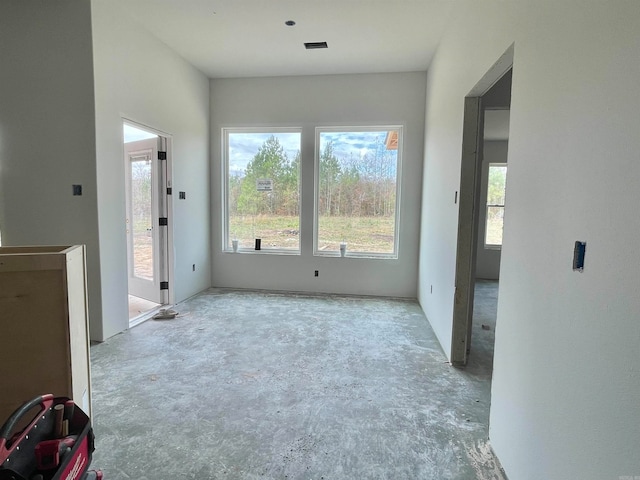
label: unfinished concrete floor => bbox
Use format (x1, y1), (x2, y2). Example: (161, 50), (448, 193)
(90, 283), (503, 479)
(128, 294), (160, 321)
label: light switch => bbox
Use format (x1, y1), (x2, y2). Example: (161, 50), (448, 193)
(573, 241), (586, 271)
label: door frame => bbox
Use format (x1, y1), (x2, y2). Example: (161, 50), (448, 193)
(122, 118), (174, 310)
(451, 45), (513, 366)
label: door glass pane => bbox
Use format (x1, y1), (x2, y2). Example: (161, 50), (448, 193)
(131, 154), (154, 280)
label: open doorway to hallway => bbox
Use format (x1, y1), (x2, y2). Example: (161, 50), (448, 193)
(469, 106), (510, 372)
(123, 121), (171, 325)
(451, 46), (512, 367)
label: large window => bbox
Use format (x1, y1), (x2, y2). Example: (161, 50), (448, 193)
(485, 163), (507, 248)
(224, 129), (301, 252)
(315, 127), (402, 257)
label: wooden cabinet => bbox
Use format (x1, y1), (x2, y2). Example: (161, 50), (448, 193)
(0, 245), (91, 423)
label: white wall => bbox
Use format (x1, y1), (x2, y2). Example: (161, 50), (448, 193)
(0, 1), (102, 336)
(475, 141), (508, 280)
(419, 1), (640, 478)
(92, 2), (211, 340)
(210, 73), (426, 297)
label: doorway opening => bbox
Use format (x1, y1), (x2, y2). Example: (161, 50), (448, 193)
(451, 46), (513, 367)
(123, 121), (172, 325)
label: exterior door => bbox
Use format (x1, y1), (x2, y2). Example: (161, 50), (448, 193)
(125, 138), (163, 303)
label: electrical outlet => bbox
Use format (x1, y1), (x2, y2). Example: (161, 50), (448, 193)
(314, 270), (319, 277)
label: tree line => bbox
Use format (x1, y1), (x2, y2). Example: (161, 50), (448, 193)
(228, 135), (397, 217)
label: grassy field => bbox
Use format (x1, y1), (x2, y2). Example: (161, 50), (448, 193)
(230, 215), (300, 250)
(229, 214), (395, 253)
(318, 215), (395, 252)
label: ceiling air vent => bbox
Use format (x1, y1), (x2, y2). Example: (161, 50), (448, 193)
(304, 41), (328, 50)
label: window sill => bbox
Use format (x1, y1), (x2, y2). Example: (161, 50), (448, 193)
(314, 251), (398, 260)
(225, 249), (300, 256)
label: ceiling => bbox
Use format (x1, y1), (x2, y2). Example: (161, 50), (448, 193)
(108, 0), (454, 79)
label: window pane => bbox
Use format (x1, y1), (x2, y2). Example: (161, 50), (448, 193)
(317, 128), (400, 256)
(485, 163), (507, 247)
(486, 206), (504, 246)
(226, 131), (301, 250)
(487, 165), (507, 205)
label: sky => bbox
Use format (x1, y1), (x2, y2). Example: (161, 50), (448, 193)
(228, 130), (396, 176)
(121, 126), (396, 175)
(123, 123), (157, 143)
(228, 132), (300, 175)
(319, 131), (391, 161)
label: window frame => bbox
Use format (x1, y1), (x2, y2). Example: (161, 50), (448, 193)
(484, 162), (507, 250)
(313, 125), (403, 259)
(222, 127), (303, 255)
